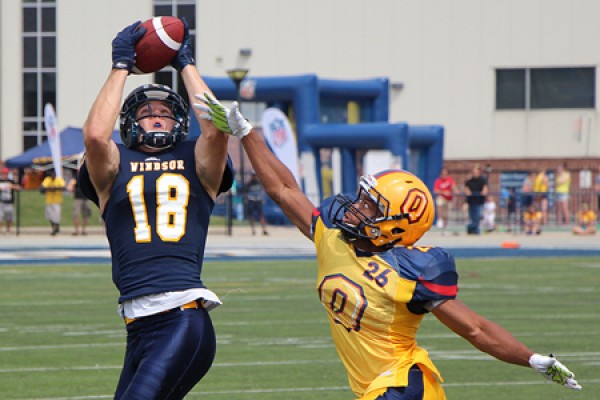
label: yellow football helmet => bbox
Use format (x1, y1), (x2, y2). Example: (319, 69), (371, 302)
(330, 169), (435, 248)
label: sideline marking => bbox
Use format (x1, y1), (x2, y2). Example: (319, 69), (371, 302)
(22, 379), (600, 400)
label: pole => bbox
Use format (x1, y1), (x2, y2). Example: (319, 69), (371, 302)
(226, 68), (249, 235)
(234, 81), (245, 195)
(226, 190), (233, 236)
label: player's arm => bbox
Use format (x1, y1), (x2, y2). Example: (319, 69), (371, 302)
(171, 19), (228, 201)
(242, 128), (314, 238)
(82, 70), (123, 211)
(196, 94), (314, 239)
(433, 298), (581, 390)
(82, 21), (145, 211)
(433, 299), (533, 365)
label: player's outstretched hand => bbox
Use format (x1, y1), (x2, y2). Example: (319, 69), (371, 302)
(193, 92), (253, 138)
(529, 354), (582, 390)
(171, 17), (195, 72)
(112, 21), (146, 73)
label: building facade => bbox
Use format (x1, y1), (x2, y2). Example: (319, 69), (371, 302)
(1, 1), (599, 177)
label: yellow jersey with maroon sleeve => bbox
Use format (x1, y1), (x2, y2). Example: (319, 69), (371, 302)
(311, 201), (458, 397)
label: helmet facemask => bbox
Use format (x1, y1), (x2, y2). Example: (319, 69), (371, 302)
(120, 84), (189, 150)
(134, 101), (181, 150)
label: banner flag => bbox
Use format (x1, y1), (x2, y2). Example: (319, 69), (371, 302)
(261, 108), (300, 185)
(44, 103), (62, 178)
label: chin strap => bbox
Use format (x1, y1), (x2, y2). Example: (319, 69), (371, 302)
(138, 129), (176, 149)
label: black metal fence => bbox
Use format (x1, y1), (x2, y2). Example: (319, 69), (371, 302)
(443, 191), (598, 233)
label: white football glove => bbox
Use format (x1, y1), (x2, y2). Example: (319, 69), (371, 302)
(529, 353), (581, 390)
(193, 92), (253, 138)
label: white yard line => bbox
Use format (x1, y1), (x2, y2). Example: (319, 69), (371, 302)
(21, 379), (600, 400)
(4, 352), (600, 374)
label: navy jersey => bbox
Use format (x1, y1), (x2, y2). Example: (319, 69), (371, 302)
(80, 141), (232, 302)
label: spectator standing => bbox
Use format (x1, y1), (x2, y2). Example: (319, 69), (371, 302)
(533, 169), (549, 225)
(554, 163), (571, 226)
(0, 167), (20, 233)
(521, 171), (535, 209)
(506, 187), (518, 233)
(572, 203), (596, 235)
(464, 165), (488, 235)
(244, 172), (269, 236)
(40, 169), (65, 236)
(433, 167), (458, 235)
(520, 171), (536, 231)
(68, 176), (91, 235)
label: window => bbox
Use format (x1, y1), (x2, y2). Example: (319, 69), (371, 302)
(496, 67), (595, 110)
(22, 0), (57, 150)
(530, 68), (595, 109)
(496, 69), (525, 109)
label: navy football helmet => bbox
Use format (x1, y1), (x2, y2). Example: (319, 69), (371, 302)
(119, 84), (189, 149)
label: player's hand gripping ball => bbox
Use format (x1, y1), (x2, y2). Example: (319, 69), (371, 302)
(132, 16), (184, 74)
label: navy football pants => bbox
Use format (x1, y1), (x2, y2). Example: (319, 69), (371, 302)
(376, 366), (425, 399)
(114, 306), (216, 400)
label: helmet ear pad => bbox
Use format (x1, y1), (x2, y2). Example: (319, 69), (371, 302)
(120, 121), (141, 148)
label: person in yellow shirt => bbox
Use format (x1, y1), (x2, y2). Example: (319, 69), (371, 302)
(533, 169), (549, 225)
(554, 164), (571, 226)
(198, 94), (582, 399)
(40, 169), (65, 235)
(572, 202), (596, 235)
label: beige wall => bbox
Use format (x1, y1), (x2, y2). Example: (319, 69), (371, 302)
(57, 0), (152, 136)
(2, 0), (600, 162)
(196, 0), (600, 160)
(0, 0), (23, 160)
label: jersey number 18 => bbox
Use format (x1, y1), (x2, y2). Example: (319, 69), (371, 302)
(127, 173), (190, 242)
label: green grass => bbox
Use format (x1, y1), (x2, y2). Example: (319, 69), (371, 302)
(15, 190), (103, 228)
(14, 190), (241, 228)
(0, 257), (598, 399)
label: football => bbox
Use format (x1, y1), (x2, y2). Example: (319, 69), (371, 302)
(132, 16), (184, 74)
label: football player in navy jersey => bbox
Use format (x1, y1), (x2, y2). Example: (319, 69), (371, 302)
(198, 95), (581, 399)
(80, 21), (232, 399)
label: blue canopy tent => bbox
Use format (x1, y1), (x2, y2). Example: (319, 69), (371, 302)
(5, 126), (121, 170)
(5, 126), (123, 236)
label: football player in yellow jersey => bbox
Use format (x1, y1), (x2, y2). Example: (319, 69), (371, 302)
(197, 95), (581, 399)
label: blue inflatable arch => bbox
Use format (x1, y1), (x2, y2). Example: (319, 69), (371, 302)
(194, 74), (443, 200)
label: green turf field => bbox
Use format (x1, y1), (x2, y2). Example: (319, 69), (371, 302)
(14, 190), (235, 228)
(0, 257), (598, 399)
